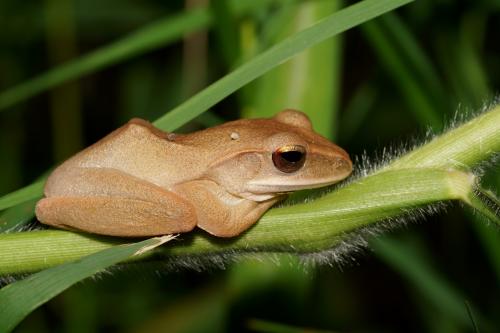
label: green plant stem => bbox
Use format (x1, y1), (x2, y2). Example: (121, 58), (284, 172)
(0, 105), (498, 274)
(0, 169), (476, 274)
(387, 105), (499, 169)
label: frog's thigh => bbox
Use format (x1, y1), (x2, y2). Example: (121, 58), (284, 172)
(45, 167), (176, 205)
(36, 195), (197, 237)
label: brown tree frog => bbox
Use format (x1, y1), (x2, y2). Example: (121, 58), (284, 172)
(36, 110), (352, 237)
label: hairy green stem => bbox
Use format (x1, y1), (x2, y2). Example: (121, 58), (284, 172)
(388, 105), (499, 169)
(0, 168), (477, 274)
(0, 105), (498, 274)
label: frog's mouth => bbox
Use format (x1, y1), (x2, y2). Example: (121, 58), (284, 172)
(247, 175), (349, 194)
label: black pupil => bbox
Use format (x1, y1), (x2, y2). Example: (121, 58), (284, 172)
(280, 150), (303, 163)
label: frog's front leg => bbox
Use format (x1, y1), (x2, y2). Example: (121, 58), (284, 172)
(174, 181), (281, 237)
(36, 168), (197, 237)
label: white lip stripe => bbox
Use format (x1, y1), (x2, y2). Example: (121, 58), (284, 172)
(247, 177), (345, 192)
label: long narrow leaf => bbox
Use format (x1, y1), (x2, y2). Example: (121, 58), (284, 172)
(0, 0), (281, 111)
(245, 0), (342, 140)
(0, 199), (37, 233)
(371, 237), (475, 329)
(0, 235), (174, 333)
(362, 20), (442, 130)
(153, 0), (414, 131)
(0, 180), (44, 211)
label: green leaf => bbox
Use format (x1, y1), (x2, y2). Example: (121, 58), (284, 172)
(0, 199), (37, 233)
(248, 318), (333, 333)
(245, 0), (343, 140)
(469, 187), (500, 225)
(362, 20), (443, 130)
(0, 0), (282, 111)
(372, 236), (475, 329)
(380, 13), (448, 111)
(0, 180), (44, 211)
(0, 235), (174, 333)
(153, 0), (414, 131)
(210, 0), (240, 67)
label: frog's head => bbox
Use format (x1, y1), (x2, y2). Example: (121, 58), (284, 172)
(206, 109), (352, 201)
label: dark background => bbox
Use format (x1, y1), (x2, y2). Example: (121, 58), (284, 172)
(1, 0), (499, 332)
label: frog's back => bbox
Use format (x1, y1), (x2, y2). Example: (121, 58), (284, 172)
(48, 119), (192, 189)
(60, 120), (162, 168)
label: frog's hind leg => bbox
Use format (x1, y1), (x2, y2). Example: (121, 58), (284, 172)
(36, 195), (196, 236)
(36, 167), (197, 237)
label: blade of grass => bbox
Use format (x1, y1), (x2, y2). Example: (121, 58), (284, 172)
(210, 0), (240, 67)
(371, 236), (476, 329)
(237, 1), (294, 109)
(0, 235), (174, 333)
(470, 187), (500, 224)
(457, 12), (490, 108)
(0, 199), (37, 233)
(130, 286), (226, 333)
(0, 0), (283, 111)
(435, 14), (490, 110)
(248, 318), (336, 333)
(45, 0), (84, 162)
(245, 0), (342, 140)
(153, 0), (415, 131)
(339, 82), (377, 142)
(256, 0), (297, 51)
(0, 180), (44, 211)
(182, 0), (209, 99)
(0, 114), (23, 193)
(472, 218), (500, 283)
(0, 8), (208, 111)
(362, 19), (443, 130)
(380, 13), (447, 110)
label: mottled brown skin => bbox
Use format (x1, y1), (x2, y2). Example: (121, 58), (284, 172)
(36, 110), (352, 237)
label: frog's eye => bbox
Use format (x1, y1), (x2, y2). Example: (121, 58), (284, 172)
(272, 145), (306, 173)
